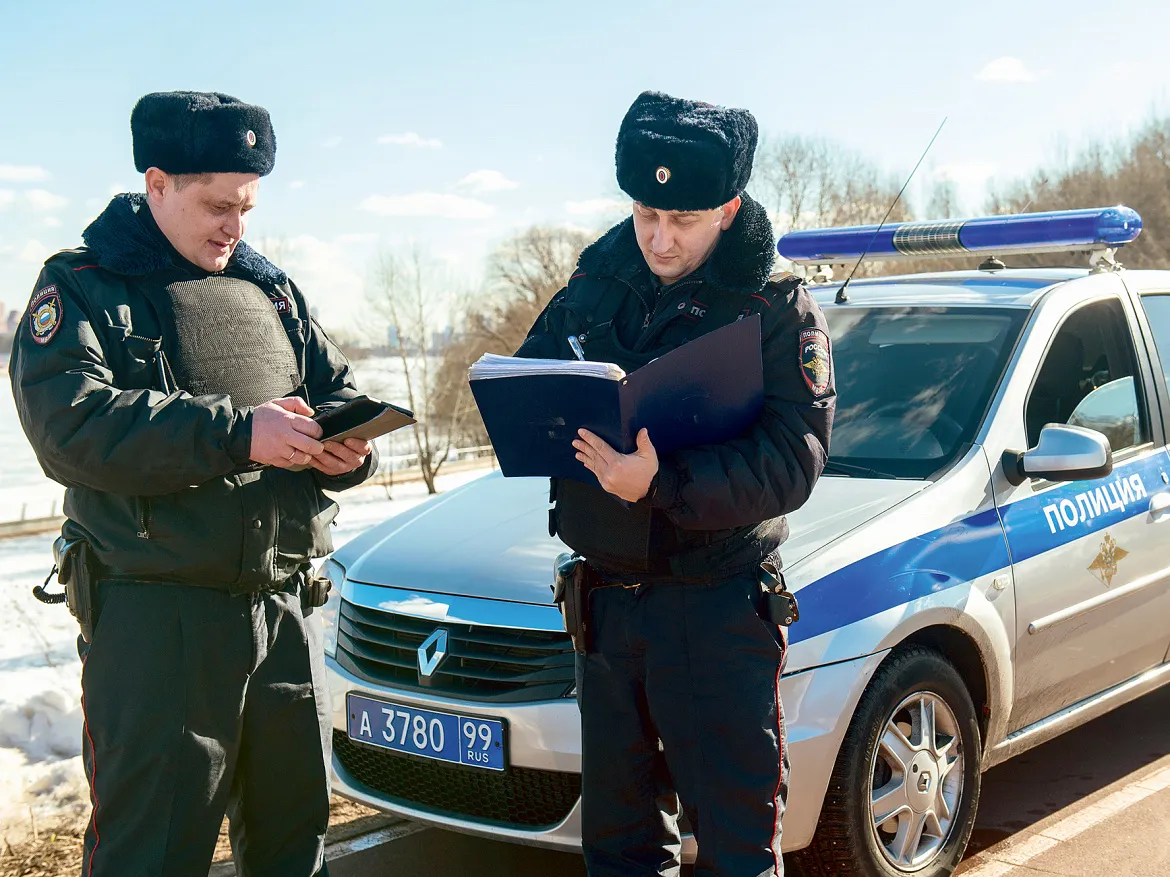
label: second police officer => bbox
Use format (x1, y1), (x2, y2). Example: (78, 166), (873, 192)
(517, 92), (836, 876)
(10, 92), (379, 876)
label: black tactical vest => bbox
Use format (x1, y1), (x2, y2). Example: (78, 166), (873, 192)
(156, 275), (301, 405)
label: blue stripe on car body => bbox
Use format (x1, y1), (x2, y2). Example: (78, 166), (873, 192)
(789, 451), (1167, 644)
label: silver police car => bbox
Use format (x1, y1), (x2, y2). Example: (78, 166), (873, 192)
(320, 207), (1170, 876)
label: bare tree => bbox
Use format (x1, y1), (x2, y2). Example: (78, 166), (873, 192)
(985, 117), (1170, 269)
(923, 179), (961, 220)
(755, 135), (911, 234)
(431, 225), (593, 445)
(367, 248), (472, 493)
(755, 135), (913, 279)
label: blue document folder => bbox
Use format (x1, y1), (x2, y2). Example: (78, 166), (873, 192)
(470, 315), (764, 484)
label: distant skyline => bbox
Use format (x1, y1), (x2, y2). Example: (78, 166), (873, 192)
(1, 0), (1167, 329)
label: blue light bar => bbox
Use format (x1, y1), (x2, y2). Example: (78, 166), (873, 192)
(776, 207), (1143, 266)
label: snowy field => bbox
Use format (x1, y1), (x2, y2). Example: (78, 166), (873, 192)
(0, 468), (491, 842)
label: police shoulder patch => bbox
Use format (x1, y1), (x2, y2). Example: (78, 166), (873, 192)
(28, 285), (63, 345)
(799, 327), (831, 398)
(267, 291), (293, 315)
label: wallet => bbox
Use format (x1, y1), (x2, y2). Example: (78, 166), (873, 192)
(288, 395), (415, 471)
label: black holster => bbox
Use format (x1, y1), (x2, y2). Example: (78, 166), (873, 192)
(551, 553), (591, 655)
(759, 558), (800, 627)
(55, 537), (99, 643)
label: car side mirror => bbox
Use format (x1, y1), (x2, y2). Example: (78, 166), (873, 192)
(1002, 424), (1113, 487)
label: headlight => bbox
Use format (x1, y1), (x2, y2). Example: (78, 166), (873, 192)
(319, 557), (345, 658)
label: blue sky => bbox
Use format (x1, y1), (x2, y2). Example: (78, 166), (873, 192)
(1, 0), (1167, 330)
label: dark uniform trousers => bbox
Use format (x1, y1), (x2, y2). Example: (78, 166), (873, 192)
(579, 574), (789, 877)
(78, 578), (332, 877)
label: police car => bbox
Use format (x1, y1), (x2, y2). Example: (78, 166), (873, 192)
(320, 207), (1170, 876)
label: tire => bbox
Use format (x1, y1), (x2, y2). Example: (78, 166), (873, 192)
(791, 647), (982, 877)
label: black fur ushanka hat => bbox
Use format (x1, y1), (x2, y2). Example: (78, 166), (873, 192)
(615, 91), (758, 211)
(131, 91), (276, 176)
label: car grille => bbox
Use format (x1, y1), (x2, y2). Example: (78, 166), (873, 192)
(334, 731), (581, 829)
(335, 601), (576, 703)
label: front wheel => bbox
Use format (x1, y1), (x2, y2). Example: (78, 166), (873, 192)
(792, 647), (982, 877)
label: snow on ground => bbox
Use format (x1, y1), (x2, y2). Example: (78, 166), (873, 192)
(0, 467), (491, 841)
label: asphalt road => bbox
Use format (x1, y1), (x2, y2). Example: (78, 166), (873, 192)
(328, 685), (1170, 876)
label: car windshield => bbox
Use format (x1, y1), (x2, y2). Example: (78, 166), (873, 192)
(822, 306), (1026, 479)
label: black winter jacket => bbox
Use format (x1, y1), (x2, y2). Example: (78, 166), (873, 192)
(9, 194), (377, 592)
(516, 194), (835, 579)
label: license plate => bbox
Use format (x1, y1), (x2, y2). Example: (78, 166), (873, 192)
(346, 693), (506, 771)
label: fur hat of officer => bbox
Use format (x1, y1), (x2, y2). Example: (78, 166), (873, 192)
(615, 91), (758, 211)
(131, 91), (277, 176)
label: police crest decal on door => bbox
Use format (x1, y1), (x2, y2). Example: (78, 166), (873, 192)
(1088, 533), (1128, 587)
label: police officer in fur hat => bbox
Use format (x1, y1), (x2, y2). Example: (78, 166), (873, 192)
(9, 92), (380, 876)
(517, 91), (836, 876)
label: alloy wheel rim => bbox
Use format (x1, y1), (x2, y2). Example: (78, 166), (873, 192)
(868, 691), (965, 871)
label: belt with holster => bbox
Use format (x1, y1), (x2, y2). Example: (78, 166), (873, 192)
(551, 554), (800, 655)
(33, 537), (99, 643)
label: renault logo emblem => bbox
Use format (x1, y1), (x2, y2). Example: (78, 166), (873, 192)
(918, 771), (932, 793)
(417, 628), (448, 680)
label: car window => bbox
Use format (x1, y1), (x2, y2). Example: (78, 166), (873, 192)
(823, 307), (1025, 479)
(1138, 293), (1170, 389)
(1025, 298), (1149, 453)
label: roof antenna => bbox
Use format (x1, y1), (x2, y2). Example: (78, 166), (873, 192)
(836, 117), (948, 304)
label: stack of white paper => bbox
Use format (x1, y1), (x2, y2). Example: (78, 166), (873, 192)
(468, 353), (626, 381)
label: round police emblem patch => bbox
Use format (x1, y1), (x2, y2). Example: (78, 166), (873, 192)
(656, 166), (671, 184)
(799, 327), (831, 398)
(246, 129), (257, 148)
(28, 285), (62, 346)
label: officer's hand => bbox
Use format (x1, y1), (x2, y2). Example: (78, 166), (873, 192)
(573, 428), (658, 503)
(308, 438), (372, 477)
(250, 397), (325, 469)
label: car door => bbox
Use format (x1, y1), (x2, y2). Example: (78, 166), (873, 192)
(1126, 278), (1170, 662)
(995, 292), (1170, 733)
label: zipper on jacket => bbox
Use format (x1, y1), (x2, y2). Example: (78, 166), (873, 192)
(631, 277), (702, 349)
(136, 496), (152, 539)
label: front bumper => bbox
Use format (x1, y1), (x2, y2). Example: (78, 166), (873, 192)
(325, 581), (885, 855)
(328, 656), (589, 852)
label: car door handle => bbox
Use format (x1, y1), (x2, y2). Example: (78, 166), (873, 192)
(1149, 493), (1170, 522)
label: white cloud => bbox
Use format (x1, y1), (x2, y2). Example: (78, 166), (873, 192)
(289, 180), (306, 190)
(322, 136), (343, 149)
(378, 132), (443, 149)
(976, 57), (1040, 84)
(18, 240), (50, 264)
(455, 169), (519, 194)
(42, 217), (62, 229)
(335, 232), (378, 244)
(25, 190), (68, 212)
(0, 165), (50, 183)
(360, 192), (494, 219)
(565, 198), (628, 217)
(933, 161), (998, 188)
(0, 190), (15, 210)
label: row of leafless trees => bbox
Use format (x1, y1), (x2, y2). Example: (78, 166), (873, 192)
(363, 116), (1170, 491)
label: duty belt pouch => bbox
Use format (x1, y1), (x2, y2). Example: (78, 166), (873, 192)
(55, 538), (98, 643)
(759, 558), (800, 627)
(301, 565), (333, 610)
(552, 553), (590, 655)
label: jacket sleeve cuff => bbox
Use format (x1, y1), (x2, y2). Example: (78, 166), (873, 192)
(648, 463), (682, 510)
(226, 409), (255, 467)
(315, 441), (379, 492)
